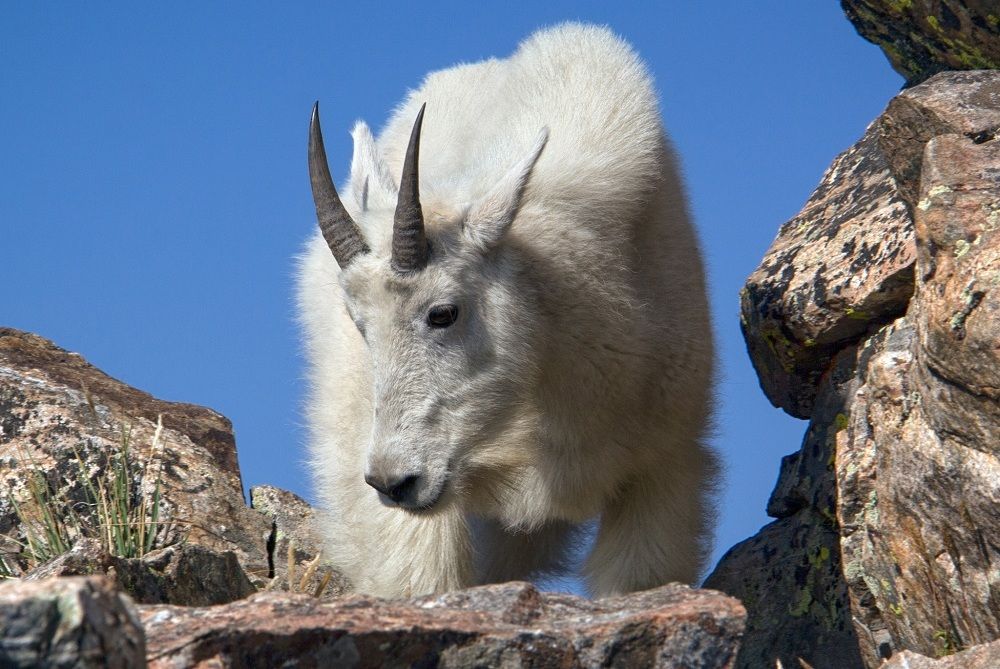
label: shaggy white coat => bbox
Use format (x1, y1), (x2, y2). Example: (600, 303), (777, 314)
(298, 23), (717, 598)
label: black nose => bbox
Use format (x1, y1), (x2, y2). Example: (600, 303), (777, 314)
(365, 473), (420, 504)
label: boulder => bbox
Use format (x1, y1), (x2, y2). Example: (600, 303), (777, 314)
(0, 576), (145, 668)
(715, 72), (1000, 667)
(740, 71), (1000, 418)
(0, 327), (272, 591)
(842, 0), (1000, 86)
(140, 581), (746, 668)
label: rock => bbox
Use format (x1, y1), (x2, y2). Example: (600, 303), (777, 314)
(719, 73), (1000, 669)
(841, 0), (1000, 87)
(881, 638), (1000, 668)
(140, 581), (745, 668)
(834, 133), (1000, 665)
(740, 71), (1000, 418)
(0, 575), (146, 668)
(0, 328), (273, 590)
(705, 348), (866, 669)
(250, 484), (349, 599)
(24, 533), (255, 609)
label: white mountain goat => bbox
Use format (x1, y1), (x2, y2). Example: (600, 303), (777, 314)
(298, 23), (717, 598)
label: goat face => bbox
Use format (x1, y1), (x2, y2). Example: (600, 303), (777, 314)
(309, 103), (548, 511)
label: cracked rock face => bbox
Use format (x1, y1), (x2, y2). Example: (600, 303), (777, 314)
(714, 71), (1000, 668)
(835, 131), (1000, 666)
(842, 0), (1000, 87)
(140, 581), (746, 669)
(249, 485), (349, 600)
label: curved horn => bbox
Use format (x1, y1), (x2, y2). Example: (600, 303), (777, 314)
(391, 103), (429, 273)
(309, 102), (370, 267)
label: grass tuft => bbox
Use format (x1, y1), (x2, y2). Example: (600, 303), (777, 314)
(1, 414), (172, 578)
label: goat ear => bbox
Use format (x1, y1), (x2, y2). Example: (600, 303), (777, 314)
(464, 127), (548, 251)
(350, 121), (398, 211)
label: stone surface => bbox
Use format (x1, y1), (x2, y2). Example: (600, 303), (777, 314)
(835, 133), (1000, 665)
(23, 538), (255, 606)
(721, 71), (1000, 668)
(0, 327), (273, 588)
(740, 71), (1000, 418)
(140, 581), (745, 669)
(705, 348), (865, 669)
(250, 484), (349, 599)
(0, 575), (146, 668)
(882, 638), (1000, 668)
(842, 0), (1000, 87)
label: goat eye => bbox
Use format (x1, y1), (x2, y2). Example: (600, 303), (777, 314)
(427, 304), (459, 328)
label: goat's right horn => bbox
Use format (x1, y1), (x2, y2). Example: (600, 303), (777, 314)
(309, 102), (370, 267)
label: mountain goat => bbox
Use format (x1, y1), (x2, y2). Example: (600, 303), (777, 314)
(298, 23), (716, 598)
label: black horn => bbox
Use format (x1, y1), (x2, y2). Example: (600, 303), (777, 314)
(309, 102), (370, 267)
(391, 103), (429, 273)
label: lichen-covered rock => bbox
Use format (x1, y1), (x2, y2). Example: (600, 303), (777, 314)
(140, 581), (746, 669)
(0, 576), (146, 668)
(741, 71), (1000, 418)
(722, 69), (1000, 669)
(842, 0), (1000, 87)
(0, 328), (273, 590)
(882, 638), (1000, 668)
(250, 484), (349, 599)
(835, 132), (1000, 665)
(705, 348), (865, 669)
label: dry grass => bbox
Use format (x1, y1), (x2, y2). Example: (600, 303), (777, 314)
(1, 415), (170, 578)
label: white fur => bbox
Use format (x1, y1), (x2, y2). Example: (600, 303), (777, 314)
(297, 23), (717, 598)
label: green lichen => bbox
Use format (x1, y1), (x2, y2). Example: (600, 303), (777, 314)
(820, 506), (838, 527)
(887, 0), (912, 11)
(834, 413), (850, 431)
(934, 630), (959, 657)
(925, 15), (941, 32)
(843, 559), (865, 582)
(803, 337), (816, 347)
(788, 587), (813, 617)
(954, 239), (971, 258)
(889, 602), (904, 616)
(989, 14), (1000, 27)
(845, 307), (869, 321)
(865, 490), (880, 525)
(808, 545), (831, 569)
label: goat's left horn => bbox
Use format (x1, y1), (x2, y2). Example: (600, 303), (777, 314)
(309, 102), (370, 268)
(391, 103), (429, 273)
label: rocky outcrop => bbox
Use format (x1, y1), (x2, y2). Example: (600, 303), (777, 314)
(140, 581), (745, 668)
(0, 327), (340, 604)
(713, 71), (1000, 668)
(740, 71), (1000, 418)
(1, 575), (745, 668)
(0, 576), (146, 668)
(842, 0), (1000, 86)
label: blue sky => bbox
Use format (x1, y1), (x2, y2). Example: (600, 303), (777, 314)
(2, 4), (903, 586)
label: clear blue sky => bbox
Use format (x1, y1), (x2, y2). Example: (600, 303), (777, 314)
(2, 4), (902, 586)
